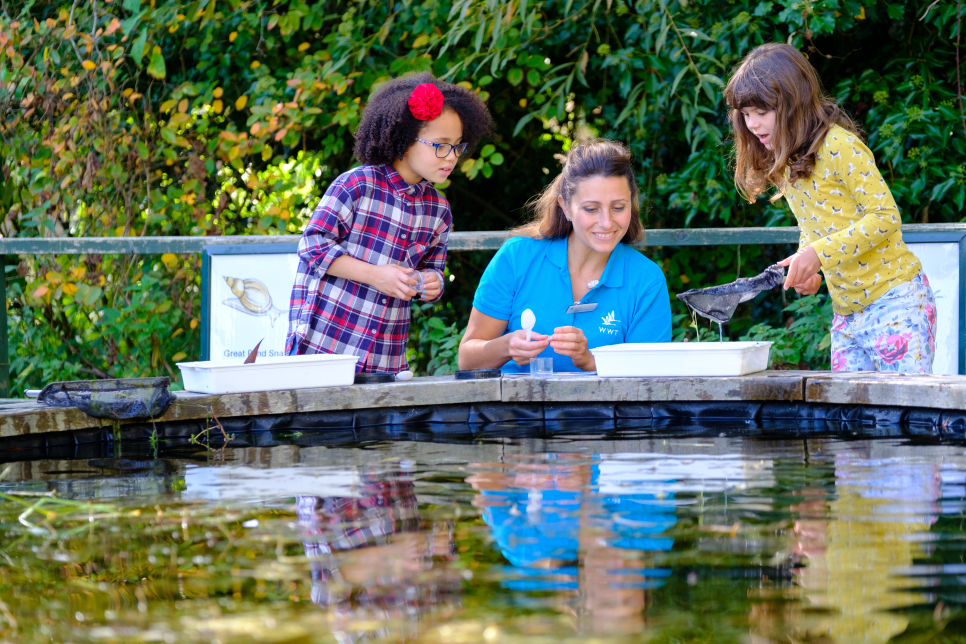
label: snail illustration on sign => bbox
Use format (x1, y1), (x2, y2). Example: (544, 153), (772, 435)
(222, 276), (284, 327)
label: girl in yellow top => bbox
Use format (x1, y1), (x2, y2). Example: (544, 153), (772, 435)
(724, 43), (936, 373)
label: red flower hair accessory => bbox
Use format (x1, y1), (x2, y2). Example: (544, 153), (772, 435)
(408, 83), (444, 121)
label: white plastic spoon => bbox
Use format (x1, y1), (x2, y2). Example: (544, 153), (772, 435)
(521, 309), (536, 342)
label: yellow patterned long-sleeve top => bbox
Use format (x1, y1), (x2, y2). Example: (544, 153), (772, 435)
(783, 124), (921, 315)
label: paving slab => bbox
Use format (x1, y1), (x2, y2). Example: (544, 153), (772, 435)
(161, 375), (502, 421)
(805, 371), (966, 410)
(0, 400), (111, 439)
(501, 371), (806, 403)
(0, 376), (502, 438)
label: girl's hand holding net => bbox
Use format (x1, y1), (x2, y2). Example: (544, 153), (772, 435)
(780, 246), (822, 291)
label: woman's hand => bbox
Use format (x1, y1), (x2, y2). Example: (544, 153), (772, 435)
(550, 326), (595, 371)
(506, 329), (551, 365)
(368, 264), (419, 300)
(779, 245), (822, 291)
(793, 273), (823, 295)
(419, 270), (442, 300)
(458, 307), (550, 370)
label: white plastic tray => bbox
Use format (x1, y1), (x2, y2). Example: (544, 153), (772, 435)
(590, 342), (772, 377)
(177, 353), (359, 394)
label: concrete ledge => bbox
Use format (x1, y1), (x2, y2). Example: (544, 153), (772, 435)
(0, 403), (107, 439)
(159, 375), (501, 422)
(0, 376), (502, 439)
(501, 371), (805, 403)
(8, 370), (966, 442)
(805, 372), (966, 410)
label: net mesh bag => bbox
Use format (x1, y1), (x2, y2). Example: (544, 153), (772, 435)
(37, 377), (172, 420)
(676, 264), (785, 324)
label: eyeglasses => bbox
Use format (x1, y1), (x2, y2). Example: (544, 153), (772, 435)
(416, 138), (469, 159)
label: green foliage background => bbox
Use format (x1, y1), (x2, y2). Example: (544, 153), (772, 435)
(1, 0), (964, 391)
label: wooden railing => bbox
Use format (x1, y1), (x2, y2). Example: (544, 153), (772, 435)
(4, 222), (966, 395)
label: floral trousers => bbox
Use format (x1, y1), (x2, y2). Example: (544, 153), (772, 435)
(831, 272), (936, 373)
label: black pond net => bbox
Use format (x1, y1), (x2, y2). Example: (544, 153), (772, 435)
(676, 264), (785, 324)
(37, 377), (172, 421)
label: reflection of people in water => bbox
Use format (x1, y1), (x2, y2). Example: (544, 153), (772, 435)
(756, 454), (942, 644)
(467, 454), (676, 633)
(808, 457), (940, 643)
(296, 464), (458, 643)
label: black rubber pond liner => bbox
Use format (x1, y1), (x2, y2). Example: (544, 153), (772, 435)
(4, 400), (966, 464)
(454, 368), (501, 380)
(353, 373), (394, 384)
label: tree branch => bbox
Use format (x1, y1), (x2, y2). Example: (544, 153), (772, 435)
(660, 0), (702, 88)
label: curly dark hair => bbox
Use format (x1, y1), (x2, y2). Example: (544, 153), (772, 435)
(353, 72), (494, 165)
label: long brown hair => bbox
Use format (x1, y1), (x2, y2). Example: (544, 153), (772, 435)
(512, 139), (643, 244)
(723, 43), (860, 202)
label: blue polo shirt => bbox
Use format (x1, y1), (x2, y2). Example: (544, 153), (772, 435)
(473, 236), (672, 373)
(479, 462), (676, 591)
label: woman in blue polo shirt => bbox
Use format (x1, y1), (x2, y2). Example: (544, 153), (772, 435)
(458, 139), (671, 373)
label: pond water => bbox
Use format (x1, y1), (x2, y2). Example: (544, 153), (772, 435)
(2, 428), (966, 643)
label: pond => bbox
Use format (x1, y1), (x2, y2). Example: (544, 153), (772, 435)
(2, 426), (965, 643)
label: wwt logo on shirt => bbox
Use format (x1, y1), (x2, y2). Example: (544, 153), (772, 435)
(600, 310), (620, 335)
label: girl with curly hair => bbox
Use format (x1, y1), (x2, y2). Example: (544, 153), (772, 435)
(286, 73), (493, 374)
(725, 43), (935, 373)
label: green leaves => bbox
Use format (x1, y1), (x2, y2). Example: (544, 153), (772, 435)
(3, 0), (964, 392)
(120, 10), (146, 35)
(408, 300), (463, 375)
(473, 19), (485, 52)
(73, 283), (104, 307)
(465, 144), (504, 178)
(512, 111), (539, 137)
(131, 29), (148, 65)
(670, 66), (689, 97)
(146, 47), (166, 79)
(741, 295), (833, 369)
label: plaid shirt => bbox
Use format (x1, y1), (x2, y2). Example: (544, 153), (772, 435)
(285, 164), (451, 373)
(296, 479), (420, 564)
(296, 473), (421, 603)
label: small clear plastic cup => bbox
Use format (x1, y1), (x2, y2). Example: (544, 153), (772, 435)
(408, 270), (425, 295)
(530, 357), (553, 376)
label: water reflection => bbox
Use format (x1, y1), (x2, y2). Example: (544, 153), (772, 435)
(296, 463), (460, 643)
(468, 450), (779, 634)
(788, 452), (942, 644)
(0, 435), (964, 644)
